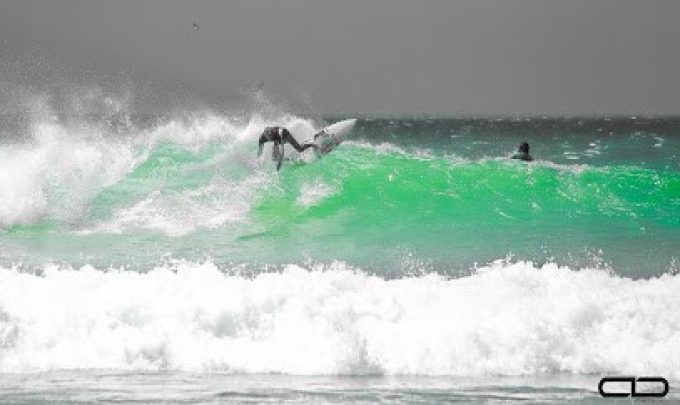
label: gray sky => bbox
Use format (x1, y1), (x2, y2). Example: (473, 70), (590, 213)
(2, 0), (680, 115)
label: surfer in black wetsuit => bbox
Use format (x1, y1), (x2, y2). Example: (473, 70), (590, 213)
(511, 142), (534, 162)
(257, 127), (317, 170)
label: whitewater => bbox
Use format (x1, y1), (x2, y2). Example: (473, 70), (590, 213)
(1, 261), (680, 377)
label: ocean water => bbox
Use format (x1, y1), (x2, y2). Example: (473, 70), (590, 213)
(1, 98), (679, 402)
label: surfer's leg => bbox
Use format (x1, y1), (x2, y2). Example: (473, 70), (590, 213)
(271, 140), (286, 170)
(291, 142), (316, 152)
(284, 133), (304, 151)
(283, 132), (316, 152)
(275, 141), (284, 170)
(271, 140), (281, 160)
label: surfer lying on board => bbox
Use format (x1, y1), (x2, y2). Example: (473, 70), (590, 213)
(511, 142), (534, 162)
(257, 127), (318, 170)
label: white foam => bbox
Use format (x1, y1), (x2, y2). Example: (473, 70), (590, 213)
(347, 141), (469, 166)
(0, 261), (678, 376)
(296, 180), (337, 207)
(87, 175), (270, 237)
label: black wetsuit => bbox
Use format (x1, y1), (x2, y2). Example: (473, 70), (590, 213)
(258, 127), (316, 170)
(511, 142), (534, 162)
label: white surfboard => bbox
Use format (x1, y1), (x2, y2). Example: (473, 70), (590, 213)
(313, 119), (357, 156)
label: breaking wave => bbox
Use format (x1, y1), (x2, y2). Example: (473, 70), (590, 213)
(1, 261), (678, 376)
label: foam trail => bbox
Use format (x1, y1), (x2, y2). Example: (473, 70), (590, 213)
(0, 261), (678, 376)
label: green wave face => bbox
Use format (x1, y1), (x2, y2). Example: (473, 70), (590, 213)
(1, 118), (678, 277)
(252, 145), (679, 275)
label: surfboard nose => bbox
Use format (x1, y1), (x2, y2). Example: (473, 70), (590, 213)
(331, 119), (357, 133)
(344, 119), (357, 129)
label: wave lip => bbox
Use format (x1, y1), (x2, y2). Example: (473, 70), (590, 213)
(0, 261), (678, 376)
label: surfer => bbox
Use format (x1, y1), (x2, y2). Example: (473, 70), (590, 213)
(511, 142), (534, 162)
(257, 127), (317, 170)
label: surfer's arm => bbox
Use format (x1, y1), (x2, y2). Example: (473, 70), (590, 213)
(257, 132), (269, 157)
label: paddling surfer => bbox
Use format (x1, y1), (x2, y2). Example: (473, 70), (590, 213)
(511, 142), (534, 162)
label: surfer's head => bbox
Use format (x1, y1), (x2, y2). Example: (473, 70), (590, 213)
(518, 142), (530, 154)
